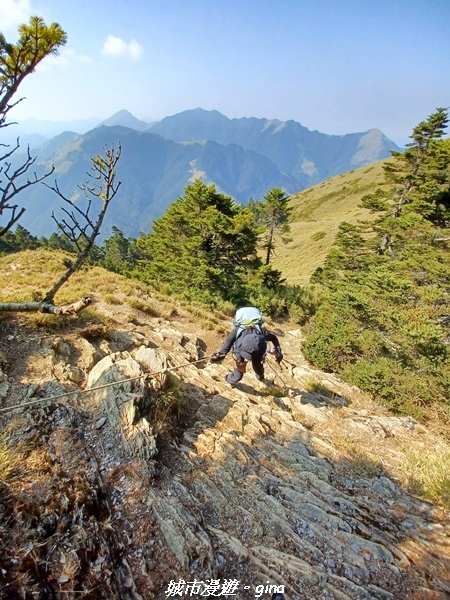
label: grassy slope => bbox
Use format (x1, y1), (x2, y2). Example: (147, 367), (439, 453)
(272, 159), (388, 286)
(0, 249), (231, 341)
(0, 159), (388, 299)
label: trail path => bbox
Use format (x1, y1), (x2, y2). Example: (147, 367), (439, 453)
(0, 309), (449, 599)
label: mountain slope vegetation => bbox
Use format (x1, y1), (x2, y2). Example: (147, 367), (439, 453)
(0, 249), (449, 599)
(3, 18), (448, 596)
(270, 159), (389, 285)
(2, 104), (449, 430)
(302, 108), (450, 426)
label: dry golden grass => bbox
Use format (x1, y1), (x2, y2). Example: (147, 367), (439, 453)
(127, 297), (161, 317)
(151, 373), (186, 438)
(399, 441), (450, 509)
(330, 430), (383, 478)
(272, 159), (389, 285)
(0, 250), (124, 304)
(0, 433), (47, 489)
(311, 390), (450, 509)
(0, 249), (230, 342)
(0, 435), (17, 487)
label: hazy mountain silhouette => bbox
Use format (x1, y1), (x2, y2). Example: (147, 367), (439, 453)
(10, 109), (401, 240)
(149, 108), (401, 187)
(15, 125), (298, 239)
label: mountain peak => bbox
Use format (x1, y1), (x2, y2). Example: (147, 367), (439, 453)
(98, 110), (151, 131)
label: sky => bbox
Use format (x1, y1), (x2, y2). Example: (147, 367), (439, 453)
(1, 0), (449, 146)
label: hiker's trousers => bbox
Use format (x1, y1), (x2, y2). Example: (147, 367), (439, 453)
(226, 353), (265, 384)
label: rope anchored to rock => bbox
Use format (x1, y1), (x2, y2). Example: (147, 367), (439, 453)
(0, 355), (215, 415)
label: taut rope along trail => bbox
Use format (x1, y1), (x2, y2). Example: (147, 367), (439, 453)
(0, 351), (290, 415)
(0, 354), (217, 415)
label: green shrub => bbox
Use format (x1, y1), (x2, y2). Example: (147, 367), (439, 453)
(127, 298), (160, 317)
(359, 189), (389, 212)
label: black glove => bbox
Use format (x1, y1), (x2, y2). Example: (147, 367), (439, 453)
(210, 352), (226, 362)
(275, 347), (283, 363)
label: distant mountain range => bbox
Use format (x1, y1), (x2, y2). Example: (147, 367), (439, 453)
(7, 108), (402, 240)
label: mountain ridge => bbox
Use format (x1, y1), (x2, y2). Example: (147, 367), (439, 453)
(14, 124), (300, 240)
(6, 108), (401, 241)
(148, 108), (400, 187)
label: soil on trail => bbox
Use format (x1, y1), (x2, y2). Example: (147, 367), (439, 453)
(0, 302), (449, 600)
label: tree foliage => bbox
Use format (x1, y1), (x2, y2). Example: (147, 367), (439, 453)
(304, 108), (450, 421)
(90, 182), (314, 320)
(134, 180), (261, 304)
(249, 187), (292, 264)
(0, 17), (67, 124)
(383, 107), (450, 222)
(99, 226), (141, 274)
(0, 17), (67, 236)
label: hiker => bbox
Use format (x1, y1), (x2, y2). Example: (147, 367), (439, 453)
(210, 306), (283, 386)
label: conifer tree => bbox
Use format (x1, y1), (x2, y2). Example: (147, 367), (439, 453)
(304, 109), (450, 420)
(100, 226), (136, 274)
(259, 188), (292, 265)
(383, 107), (449, 221)
(135, 180), (260, 303)
(0, 17), (67, 236)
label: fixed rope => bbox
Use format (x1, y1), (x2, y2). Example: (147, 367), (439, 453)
(0, 355), (214, 415)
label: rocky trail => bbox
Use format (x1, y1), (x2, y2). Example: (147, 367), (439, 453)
(0, 301), (449, 599)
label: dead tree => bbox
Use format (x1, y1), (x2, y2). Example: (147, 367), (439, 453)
(0, 141), (56, 236)
(0, 145), (122, 314)
(376, 232), (393, 255)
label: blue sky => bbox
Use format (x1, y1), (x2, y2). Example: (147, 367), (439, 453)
(2, 0), (449, 145)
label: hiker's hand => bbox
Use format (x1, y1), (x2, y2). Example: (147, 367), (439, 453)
(210, 352), (226, 362)
(275, 348), (283, 363)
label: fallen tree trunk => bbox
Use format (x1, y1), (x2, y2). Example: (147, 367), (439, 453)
(0, 296), (93, 314)
(0, 145), (121, 316)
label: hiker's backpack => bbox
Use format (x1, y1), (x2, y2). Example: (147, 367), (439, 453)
(233, 307), (265, 339)
(234, 306), (265, 328)
(233, 307), (267, 356)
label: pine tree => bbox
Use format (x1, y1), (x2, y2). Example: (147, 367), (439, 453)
(100, 226), (132, 273)
(383, 107), (450, 221)
(304, 109), (450, 420)
(135, 180), (260, 303)
(259, 188), (292, 265)
(0, 17), (67, 236)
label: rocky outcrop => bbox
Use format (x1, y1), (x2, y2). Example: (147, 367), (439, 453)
(81, 322), (450, 599)
(0, 315), (449, 599)
(87, 352), (158, 465)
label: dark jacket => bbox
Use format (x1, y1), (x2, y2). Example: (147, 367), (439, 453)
(218, 326), (281, 361)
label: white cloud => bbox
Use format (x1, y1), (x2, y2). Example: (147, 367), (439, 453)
(102, 35), (144, 61)
(0, 0), (33, 33)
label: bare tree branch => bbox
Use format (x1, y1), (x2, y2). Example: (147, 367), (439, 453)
(0, 137), (20, 160)
(43, 144), (122, 302)
(0, 144), (121, 313)
(0, 144), (55, 236)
